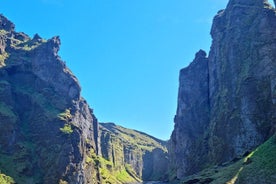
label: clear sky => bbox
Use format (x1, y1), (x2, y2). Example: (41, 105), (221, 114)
(0, 0), (235, 140)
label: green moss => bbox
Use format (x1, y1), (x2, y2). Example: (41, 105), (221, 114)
(58, 109), (72, 122)
(100, 123), (167, 152)
(86, 155), (93, 164)
(59, 109), (74, 134)
(88, 149), (141, 184)
(116, 169), (135, 183)
(16, 39), (46, 51)
(99, 123), (168, 182)
(59, 179), (68, 184)
(60, 124), (73, 134)
(0, 141), (42, 184)
(181, 134), (276, 184)
(14, 85), (61, 119)
(0, 52), (9, 67)
(236, 134), (276, 183)
(0, 173), (15, 184)
(99, 165), (141, 184)
(0, 30), (8, 35)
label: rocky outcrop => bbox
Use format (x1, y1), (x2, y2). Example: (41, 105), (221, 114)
(170, 0), (276, 180)
(99, 123), (169, 183)
(170, 50), (210, 178)
(0, 14), (99, 184)
(0, 14), (170, 184)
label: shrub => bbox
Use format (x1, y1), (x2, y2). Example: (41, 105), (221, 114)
(60, 124), (73, 134)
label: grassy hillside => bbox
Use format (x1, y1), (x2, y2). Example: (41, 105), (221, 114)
(100, 123), (167, 152)
(181, 134), (276, 184)
(98, 123), (168, 183)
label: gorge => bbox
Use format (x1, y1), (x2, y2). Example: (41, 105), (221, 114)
(1, 0), (276, 184)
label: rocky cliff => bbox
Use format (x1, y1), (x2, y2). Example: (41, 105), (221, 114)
(170, 0), (276, 181)
(0, 14), (100, 184)
(0, 14), (169, 184)
(99, 123), (168, 183)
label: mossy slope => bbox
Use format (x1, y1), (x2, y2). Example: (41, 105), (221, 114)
(0, 173), (15, 184)
(99, 123), (169, 183)
(181, 134), (276, 184)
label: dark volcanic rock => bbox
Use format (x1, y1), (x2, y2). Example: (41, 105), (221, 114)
(169, 0), (276, 180)
(142, 148), (169, 181)
(0, 14), (15, 32)
(0, 14), (170, 184)
(169, 50), (209, 178)
(0, 15), (99, 184)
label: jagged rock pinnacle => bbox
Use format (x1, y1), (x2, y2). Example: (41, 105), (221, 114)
(0, 14), (15, 32)
(195, 49), (207, 60)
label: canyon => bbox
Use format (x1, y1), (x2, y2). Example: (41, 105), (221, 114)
(0, 0), (276, 183)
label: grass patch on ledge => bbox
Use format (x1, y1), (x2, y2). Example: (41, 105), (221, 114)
(0, 52), (9, 67)
(88, 150), (141, 184)
(0, 173), (15, 184)
(60, 124), (73, 134)
(58, 109), (72, 122)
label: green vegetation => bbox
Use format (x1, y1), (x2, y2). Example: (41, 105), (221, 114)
(59, 179), (68, 184)
(0, 141), (42, 184)
(60, 124), (73, 134)
(100, 123), (167, 152)
(0, 173), (15, 184)
(14, 85), (61, 119)
(116, 168), (137, 183)
(85, 147), (141, 184)
(181, 134), (276, 184)
(58, 109), (72, 121)
(13, 38), (46, 51)
(235, 134), (276, 183)
(0, 26), (48, 67)
(99, 161), (141, 184)
(0, 52), (9, 67)
(99, 123), (168, 183)
(59, 109), (74, 134)
(0, 29), (8, 35)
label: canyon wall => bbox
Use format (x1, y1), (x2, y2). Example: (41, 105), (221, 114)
(170, 0), (276, 180)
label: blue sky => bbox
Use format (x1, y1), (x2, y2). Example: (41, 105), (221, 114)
(1, 0), (235, 140)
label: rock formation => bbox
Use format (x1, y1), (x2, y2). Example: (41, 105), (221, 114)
(99, 123), (168, 183)
(0, 14), (100, 183)
(169, 50), (209, 179)
(3, 0), (276, 182)
(170, 0), (276, 181)
(0, 14), (168, 184)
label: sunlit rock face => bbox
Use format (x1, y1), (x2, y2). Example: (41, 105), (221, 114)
(169, 0), (276, 180)
(0, 14), (169, 184)
(99, 123), (169, 182)
(0, 14), (100, 184)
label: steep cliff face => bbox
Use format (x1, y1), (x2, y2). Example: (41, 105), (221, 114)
(0, 15), (100, 184)
(170, 50), (209, 178)
(0, 14), (170, 184)
(208, 0), (276, 162)
(99, 123), (168, 183)
(170, 0), (276, 180)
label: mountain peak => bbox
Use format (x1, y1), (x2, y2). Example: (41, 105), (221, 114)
(0, 14), (15, 32)
(195, 49), (207, 60)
